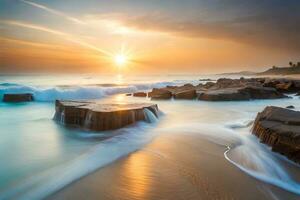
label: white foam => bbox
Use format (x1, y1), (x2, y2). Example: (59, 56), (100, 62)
(0, 122), (159, 200)
(0, 81), (176, 102)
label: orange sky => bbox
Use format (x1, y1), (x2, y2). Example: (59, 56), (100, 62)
(1, 0), (299, 74)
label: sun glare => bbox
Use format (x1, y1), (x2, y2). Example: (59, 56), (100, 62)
(115, 54), (127, 66)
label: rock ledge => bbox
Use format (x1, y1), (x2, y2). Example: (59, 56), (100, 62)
(252, 106), (300, 164)
(54, 100), (158, 131)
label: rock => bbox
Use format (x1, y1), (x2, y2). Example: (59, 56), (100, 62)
(125, 93), (132, 96)
(198, 88), (250, 101)
(202, 82), (215, 89)
(262, 79), (300, 93)
(252, 106), (300, 164)
(286, 105), (295, 109)
(199, 78), (214, 81)
(183, 83), (195, 88)
(174, 89), (196, 99)
(198, 86), (286, 101)
(54, 100), (159, 131)
(166, 85), (178, 89)
(3, 93), (34, 102)
(133, 92), (147, 97)
(275, 82), (295, 93)
(239, 86), (286, 99)
(148, 88), (172, 100)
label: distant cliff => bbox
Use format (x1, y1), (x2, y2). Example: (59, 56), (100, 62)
(258, 62), (300, 75)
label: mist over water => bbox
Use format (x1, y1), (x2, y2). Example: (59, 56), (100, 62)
(0, 74), (300, 199)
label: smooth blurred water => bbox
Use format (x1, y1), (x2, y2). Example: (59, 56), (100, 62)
(0, 74), (300, 199)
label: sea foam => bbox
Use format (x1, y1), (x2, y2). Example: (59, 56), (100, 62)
(0, 81), (175, 102)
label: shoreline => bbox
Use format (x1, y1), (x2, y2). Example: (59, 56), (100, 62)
(47, 133), (300, 200)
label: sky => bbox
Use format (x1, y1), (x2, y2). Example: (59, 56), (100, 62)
(0, 0), (300, 74)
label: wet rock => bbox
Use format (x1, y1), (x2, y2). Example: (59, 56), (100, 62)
(133, 92), (147, 97)
(262, 79), (300, 93)
(252, 106), (300, 164)
(286, 105), (295, 109)
(198, 86), (285, 101)
(202, 82), (215, 89)
(148, 88), (172, 100)
(174, 89), (196, 99)
(198, 88), (250, 101)
(275, 82), (293, 92)
(54, 100), (159, 131)
(239, 86), (286, 99)
(199, 78), (214, 81)
(182, 83), (195, 88)
(3, 93), (34, 102)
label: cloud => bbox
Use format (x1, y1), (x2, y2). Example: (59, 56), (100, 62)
(20, 0), (85, 25)
(88, 7), (300, 52)
(0, 20), (113, 56)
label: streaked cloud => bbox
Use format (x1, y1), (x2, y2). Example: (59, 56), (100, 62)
(90, 11), (300, 51)
(0, 20), (113, 57)
(20, 0), (85, 25)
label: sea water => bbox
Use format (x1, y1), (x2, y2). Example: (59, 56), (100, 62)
(0, 74), (300, 199)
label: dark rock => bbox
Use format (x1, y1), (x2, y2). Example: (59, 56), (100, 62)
(199, 78), (214, 81)
(54, 100), (158, 131)
(148, 88), (172, 100)
(252, 106), (300, 164)
(174, 89), (196, 99)
(286, 105), (295, 109)
(198, 86), (286, 101)
(125, 93), (132, 96)
(166, 85), (178, 89)
(202, 82), (215, 89)
(239, 86), (286, 99)
(198, 88), (250, 101)
(3, 93), (34, 102)
(275, 82), (293, 92)
(183, 83), (195, 88)
(133, 92), (147, 97)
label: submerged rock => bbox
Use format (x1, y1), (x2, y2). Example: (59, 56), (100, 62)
(286, 105), (295, 109)
(3, 93), (34, 102)
(54, 100), (159, 131)
(133, 92), (147, 97)
(252, 106), (300, 164)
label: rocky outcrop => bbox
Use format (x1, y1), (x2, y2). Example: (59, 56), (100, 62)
(239, 86), (286, 99)
(198, 88), (249, 101)
(198, 86), (286, 101)
(174, 89), (196, 99)
(263, 79), (300, 93)
(252, 106), (300, 164)
(129, 77), (299, 101)
(133, 92), (147, 97)
(286, 105), (295, 109)
(54, 100), (159, 131)
(3, 93), (34, 102)
(148, 88), (172, 100)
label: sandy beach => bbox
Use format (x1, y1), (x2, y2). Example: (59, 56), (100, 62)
(47, 132), (299, 200)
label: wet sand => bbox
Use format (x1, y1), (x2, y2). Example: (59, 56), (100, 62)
(47, 132), (299, 200)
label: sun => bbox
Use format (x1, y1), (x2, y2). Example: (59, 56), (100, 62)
(114, 54), (127, 66)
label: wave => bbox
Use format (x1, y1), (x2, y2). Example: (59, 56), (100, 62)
(158, 122), (300, 195)
(225, 120), (254, 129)
(0, 81), (176, 102)
(0, 121), (159, 200)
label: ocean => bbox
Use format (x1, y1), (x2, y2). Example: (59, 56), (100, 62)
(0, 74), (300, 200)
